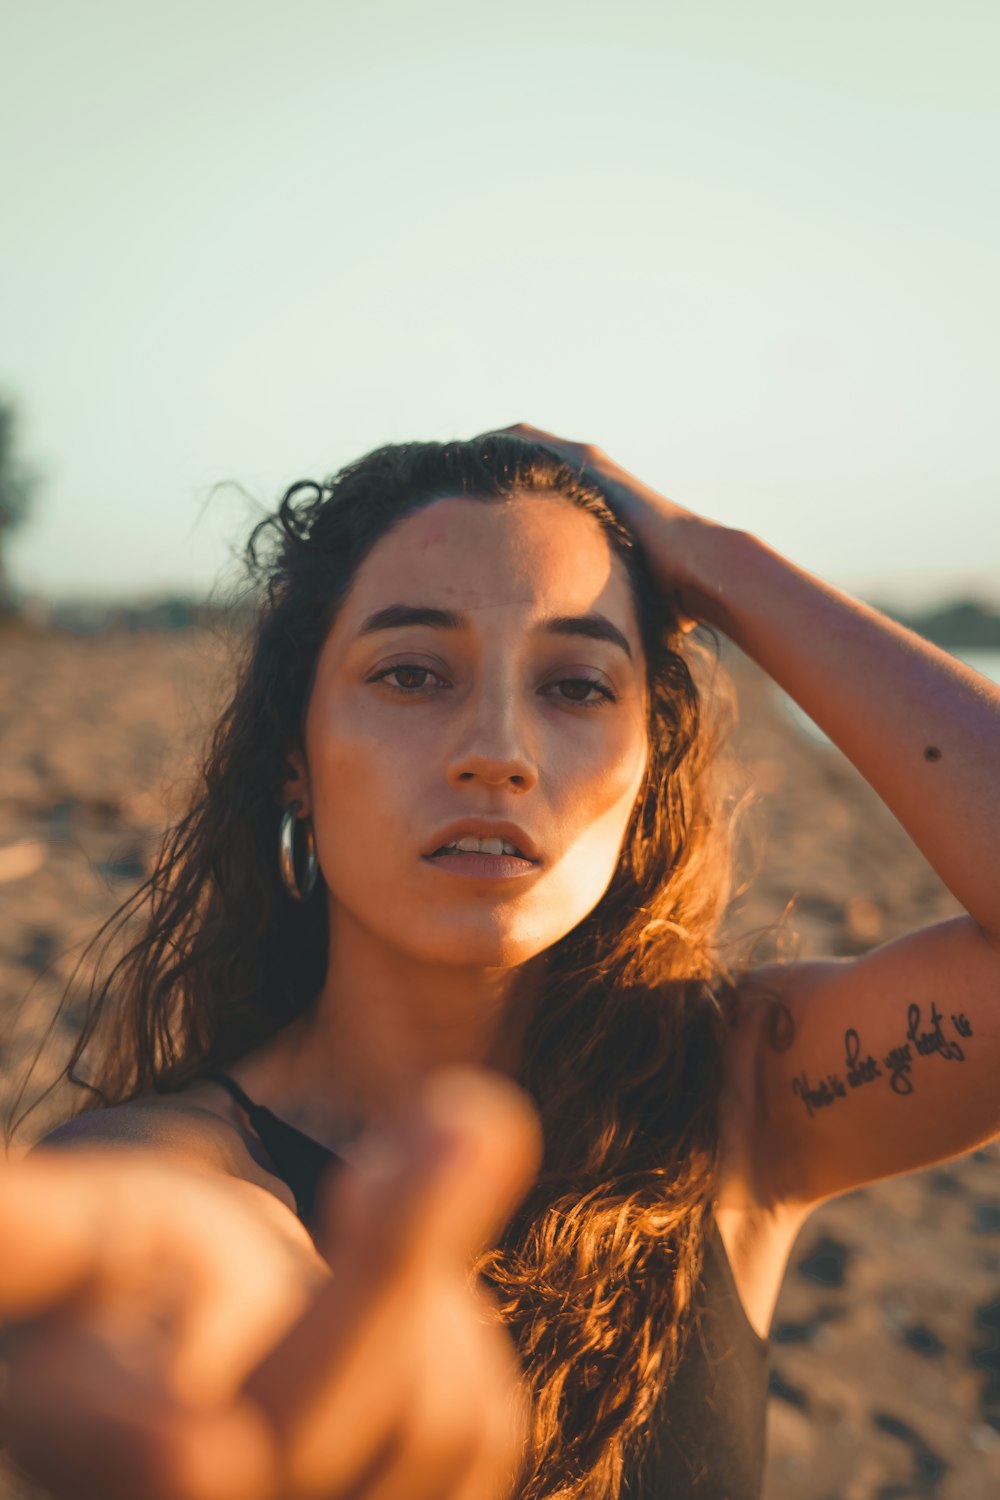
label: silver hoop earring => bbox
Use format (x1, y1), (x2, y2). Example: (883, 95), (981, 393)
(279, 803), (319, 901)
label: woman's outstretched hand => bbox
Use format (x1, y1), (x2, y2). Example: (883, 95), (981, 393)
(485, 422), (729, 633)
(0, 1067), (542, 1500)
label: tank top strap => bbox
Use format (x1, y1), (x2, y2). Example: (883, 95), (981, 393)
(202, 1069), (258, 1116)
(201, 1069), (342, 1234)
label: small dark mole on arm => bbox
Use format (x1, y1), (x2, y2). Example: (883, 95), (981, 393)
(924, 746), (942, 762)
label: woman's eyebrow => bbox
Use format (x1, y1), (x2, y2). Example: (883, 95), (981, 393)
(356, 604), (634, 662)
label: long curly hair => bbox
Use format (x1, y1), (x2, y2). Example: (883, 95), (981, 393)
(8, 432), (756, 1499)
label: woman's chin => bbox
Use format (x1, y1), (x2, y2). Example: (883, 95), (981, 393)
(390, 923), (552, 972)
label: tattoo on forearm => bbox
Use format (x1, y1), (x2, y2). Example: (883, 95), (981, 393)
(788, 1001), (975, 1118)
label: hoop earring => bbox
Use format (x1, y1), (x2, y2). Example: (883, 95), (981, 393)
(279, 803), (319, 901)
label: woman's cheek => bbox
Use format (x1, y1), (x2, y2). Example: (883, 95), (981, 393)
(306, 741), (396, 882)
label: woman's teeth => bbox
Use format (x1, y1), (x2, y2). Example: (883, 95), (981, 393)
(438, 836), (523, 856)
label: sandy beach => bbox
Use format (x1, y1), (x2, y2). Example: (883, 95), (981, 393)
(1, 624), (997, 1499)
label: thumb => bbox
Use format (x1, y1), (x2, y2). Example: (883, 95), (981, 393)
(409, 1066), (544, 1266)
(316, 1067), (543, 1276)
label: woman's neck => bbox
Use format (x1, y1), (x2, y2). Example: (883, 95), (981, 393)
(230, 926), (548, 1147)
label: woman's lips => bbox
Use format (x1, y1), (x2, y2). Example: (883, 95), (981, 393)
(422, 850), (539, 879)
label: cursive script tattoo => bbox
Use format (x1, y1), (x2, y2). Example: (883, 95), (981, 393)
(790, 1003), (975, 1115)
(792, 1071), (846, 1117)
(844, 1029), (882, 1087)
(907, 1000), (966, 1061)
(883, 1042), (915, 1095)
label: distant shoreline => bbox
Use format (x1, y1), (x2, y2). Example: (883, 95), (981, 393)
(4, 592), (1000, 650)
(870, 597), (1000, 649)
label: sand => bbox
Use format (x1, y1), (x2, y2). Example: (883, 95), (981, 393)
(0, 625), (997, 1499)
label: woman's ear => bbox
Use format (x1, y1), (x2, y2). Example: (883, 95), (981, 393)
(281, 749), (312, 818)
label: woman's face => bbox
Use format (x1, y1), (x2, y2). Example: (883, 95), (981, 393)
(296, 493), (650, 969)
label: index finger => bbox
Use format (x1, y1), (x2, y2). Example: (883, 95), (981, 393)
(0, 1155), (113, 1318)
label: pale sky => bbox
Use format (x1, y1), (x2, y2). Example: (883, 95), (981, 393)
(3, 0), (998, 607)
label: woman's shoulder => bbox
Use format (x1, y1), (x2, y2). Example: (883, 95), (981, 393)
(33, 1081), (290, 1207)
(31, 1087), (322, 1267)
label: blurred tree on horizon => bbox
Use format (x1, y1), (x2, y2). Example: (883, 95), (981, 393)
(874, 596), (1000, 649)
(0, 399), (40, 615)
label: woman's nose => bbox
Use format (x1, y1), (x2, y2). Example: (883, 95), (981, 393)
(445, 687), (539, 790)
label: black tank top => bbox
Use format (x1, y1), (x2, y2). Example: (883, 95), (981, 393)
(203, 1070), (770, 1499)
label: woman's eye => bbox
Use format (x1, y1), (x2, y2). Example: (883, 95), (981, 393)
(548, 677), (617, 709)
(370, 664), (440, 692)
(368, 665), (616, 708)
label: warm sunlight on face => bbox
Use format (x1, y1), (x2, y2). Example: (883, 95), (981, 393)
(299, 493), (649, 970)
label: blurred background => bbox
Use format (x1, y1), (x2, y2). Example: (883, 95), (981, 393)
(1, 2), (998, 1495)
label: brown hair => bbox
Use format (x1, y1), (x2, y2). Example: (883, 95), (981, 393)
(8, 432), (754, 1498)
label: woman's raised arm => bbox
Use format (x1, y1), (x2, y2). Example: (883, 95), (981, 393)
(497, 423), (1000, 1215)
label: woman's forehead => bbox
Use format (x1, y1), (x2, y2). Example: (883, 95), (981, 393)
(346, 493), (632, 613)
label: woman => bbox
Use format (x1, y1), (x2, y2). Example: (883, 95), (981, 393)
(2, 422), (999, 1500)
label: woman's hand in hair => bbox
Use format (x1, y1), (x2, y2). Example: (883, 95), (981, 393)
(0, 1067), (542, 1500)
(487, 421), (731, 633)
